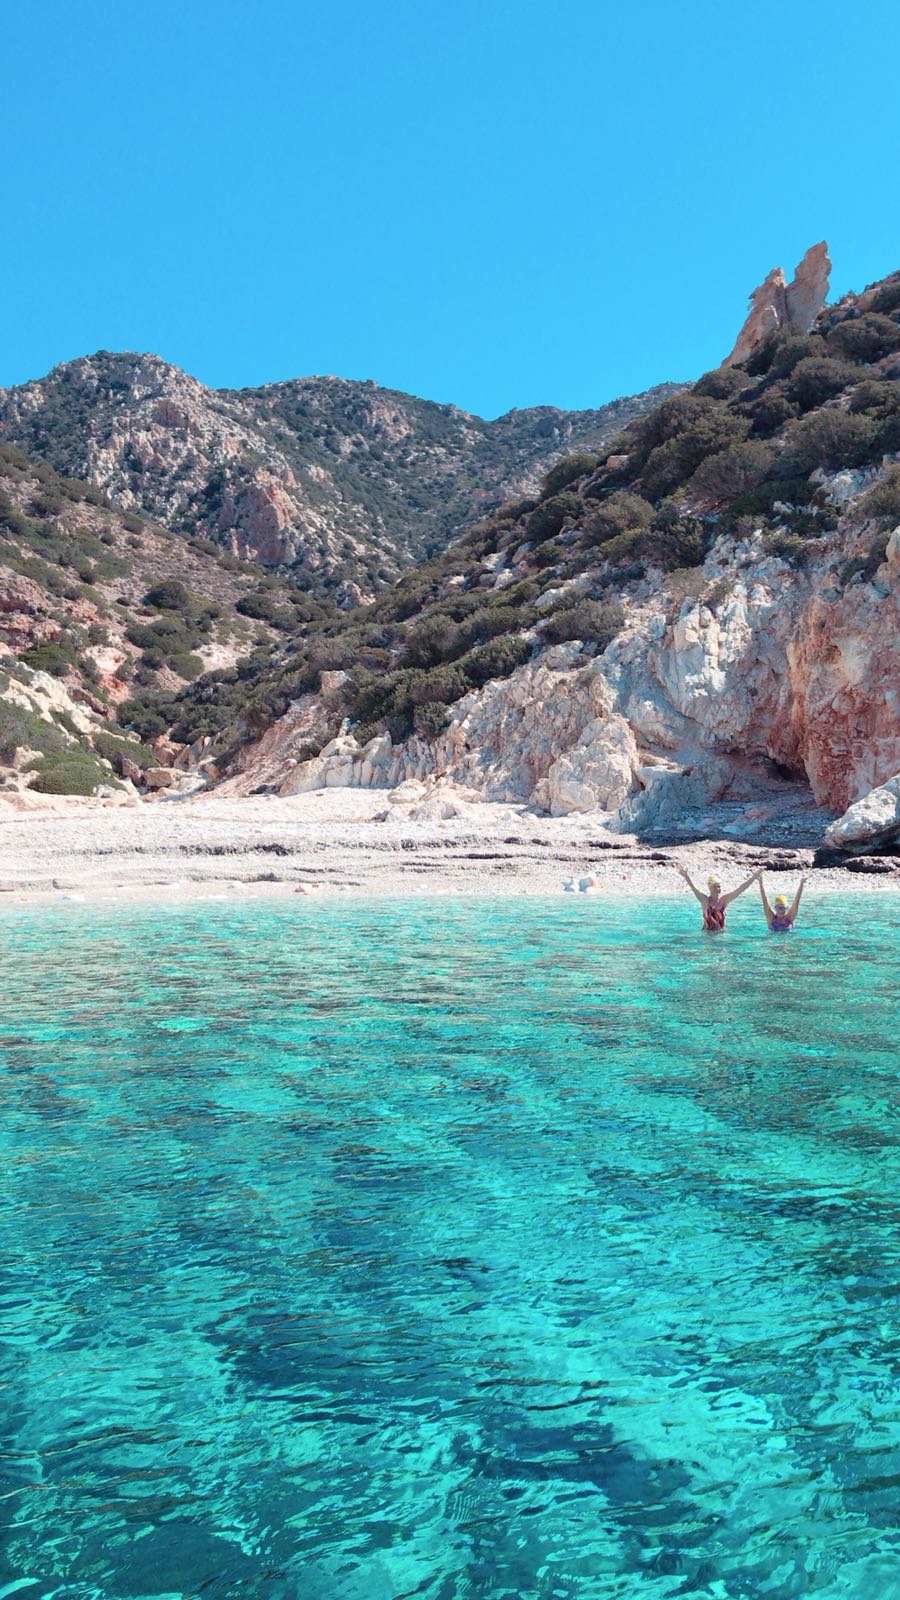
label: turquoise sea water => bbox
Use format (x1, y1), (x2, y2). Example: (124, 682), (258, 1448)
(1, 894), (899, 1600)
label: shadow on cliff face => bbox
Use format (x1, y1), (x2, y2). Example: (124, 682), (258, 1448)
(628, 770), (830, 851)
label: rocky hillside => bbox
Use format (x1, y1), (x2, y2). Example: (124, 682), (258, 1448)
(0, 443), (333, 797)
(167, 255), (900, 837)
(0, 355), (678, 603)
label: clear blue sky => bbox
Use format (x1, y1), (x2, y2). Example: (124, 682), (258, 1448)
(4, 0), (899, 417)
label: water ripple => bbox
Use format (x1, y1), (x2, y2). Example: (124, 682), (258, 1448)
(0, 894), (898, 1597)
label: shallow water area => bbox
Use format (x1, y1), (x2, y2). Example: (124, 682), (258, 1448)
(1, 894), (899, 1598)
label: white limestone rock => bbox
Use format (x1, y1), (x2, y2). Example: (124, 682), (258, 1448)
(823, 774), (900, 853)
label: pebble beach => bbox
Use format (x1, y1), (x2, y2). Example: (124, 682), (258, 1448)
(1, 787), (895, 905)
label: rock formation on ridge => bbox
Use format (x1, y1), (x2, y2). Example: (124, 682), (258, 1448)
(723, 243), (832, 367)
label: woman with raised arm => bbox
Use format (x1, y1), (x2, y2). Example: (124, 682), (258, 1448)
(758, 872), (806, 932)
(674, 864), (761, 932)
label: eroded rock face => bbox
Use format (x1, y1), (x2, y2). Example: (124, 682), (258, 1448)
(723, 243), (832, 367)
(785, 242), (832, 333)
(228, 465), (898, 829)
(0, 567), (61, 652)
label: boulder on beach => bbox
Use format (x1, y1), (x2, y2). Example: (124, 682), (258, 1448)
(824, 774), (900, 854)
(144, 767), (177, 790)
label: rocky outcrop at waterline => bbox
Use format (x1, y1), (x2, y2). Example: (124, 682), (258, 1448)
(825, 774), (900, 853)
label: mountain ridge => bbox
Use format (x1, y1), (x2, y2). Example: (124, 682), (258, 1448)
(0, 353), (680, 602)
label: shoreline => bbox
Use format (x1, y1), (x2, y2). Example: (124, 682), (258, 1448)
(1, 789), (896, 907)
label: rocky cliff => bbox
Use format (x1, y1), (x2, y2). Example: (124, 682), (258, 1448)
(0, 355), (678, 603)
(204, 254), (900, 840)
(723, 243), (832, 368)
(0, 442), (316, 797)
(220, 509), (899, 831)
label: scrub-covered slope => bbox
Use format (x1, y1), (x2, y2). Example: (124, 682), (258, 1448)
(0, 355), (678, 602)
(0, 443), (332, 796)
(183, 260), (900, 829)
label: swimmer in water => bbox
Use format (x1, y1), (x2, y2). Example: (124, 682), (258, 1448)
(758, 872), (806, 932)
(674, 864), (761, 931)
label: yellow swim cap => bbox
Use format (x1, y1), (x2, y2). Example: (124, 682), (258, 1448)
(707, 875), (721, 889)
(774, 895), (788, 909)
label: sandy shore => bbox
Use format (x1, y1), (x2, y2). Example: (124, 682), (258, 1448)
(0, 787), (896, 906)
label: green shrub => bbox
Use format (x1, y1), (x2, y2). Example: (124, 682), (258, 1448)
(533, 540), (565, 569)
(744, 391), (799, 436)
(381, 574), (435, 622)
(457, 604), (527, 651)
(723, 476), (815, 525)
(690, 440), (774, 504)
(235, 590), (288, 624)
(540, 453), (599, 497)
(494, 496), (536, 523)
(92, 730), (156, 773)
(343, 669), (413, 729)
(848, 380), (900, 418)
(772, 334), (827, 377)
(21, 639), (78, 677)
(127, 617), (188, 649)
(168, 652), (205, 682)
(144, 579), (193, 612)
(29, 489), (65, 517)
(640, 410), (749, 500)
(788, 357), (856, 411)
(0, 443), (30, 471)
(740, 336), (780, 378)
(647, 506), (707, 569)
(632, 393), (714, 457)
(542, 599), (625, 648)
(28, 749), (112, 796)
(118, 695), (175, 741)
(461, 635), (530, 686)
(876, 412), (900, 456)
(587, 490), (654, 544)
(413, 703), (449, 739)
(765, 532), (811, 566)
(527, 492), (583, 543)
(401, 613), (461, 668)
(858, 467), (900, 527)
(410, 663), (471, 705)
(781, 411), (878, 474)
(0, 500), (35, 538)
(600, 505), (706, 571)
(693, 367), (749, 400)
(827, 313), (900, 363)
(122, 511), (145, 533)
(0, 702), (68, 761)
(869, 279), (900, 314)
